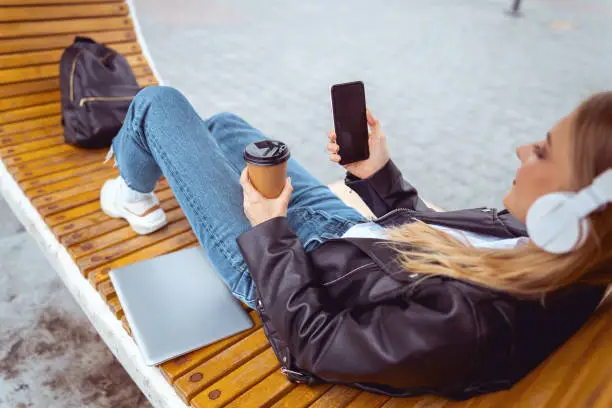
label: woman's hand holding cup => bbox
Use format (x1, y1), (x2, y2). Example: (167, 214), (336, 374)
(327, 109), (390, 179)
(240, 167), (293, 227)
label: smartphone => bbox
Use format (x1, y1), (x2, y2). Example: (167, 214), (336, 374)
(331, 81), (369, 165)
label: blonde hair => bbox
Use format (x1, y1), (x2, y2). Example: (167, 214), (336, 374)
(387, 92), (612, 299)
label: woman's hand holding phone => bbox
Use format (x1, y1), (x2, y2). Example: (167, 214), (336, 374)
(327, 109), (390, 179)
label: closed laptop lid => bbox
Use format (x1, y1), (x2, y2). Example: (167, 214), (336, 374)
(110, 246), (253, 365)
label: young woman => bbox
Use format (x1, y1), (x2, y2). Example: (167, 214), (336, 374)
(101, 86), (610, 399)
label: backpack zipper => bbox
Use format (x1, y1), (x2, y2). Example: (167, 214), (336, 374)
(69, 50), (85, 102)
(79, 96), (134, 107)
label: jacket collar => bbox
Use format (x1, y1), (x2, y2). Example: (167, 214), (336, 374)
(377, 207), (528, 239)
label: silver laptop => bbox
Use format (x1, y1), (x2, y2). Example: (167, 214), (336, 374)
(109, 247), (253, 365)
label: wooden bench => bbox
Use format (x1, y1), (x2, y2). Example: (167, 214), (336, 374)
(2, 1), (612, 406)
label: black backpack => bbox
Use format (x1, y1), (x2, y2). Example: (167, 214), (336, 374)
(60, 37), (141, 148)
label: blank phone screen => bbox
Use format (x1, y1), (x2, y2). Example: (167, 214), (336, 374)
(331, 82), (369, 165)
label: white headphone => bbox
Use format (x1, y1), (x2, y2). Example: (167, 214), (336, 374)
(526, 169), (612, 254)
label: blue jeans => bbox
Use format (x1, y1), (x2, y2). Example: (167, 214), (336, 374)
(112, 86), (366, 309)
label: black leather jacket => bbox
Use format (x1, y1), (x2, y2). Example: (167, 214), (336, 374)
(236, 160), (605, 400)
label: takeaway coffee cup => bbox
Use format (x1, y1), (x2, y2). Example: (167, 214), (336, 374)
(244, 140), (290, 198)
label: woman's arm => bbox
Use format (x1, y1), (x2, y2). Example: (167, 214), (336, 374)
(345, 159), (432, 216)
(237, 217), (479, 390)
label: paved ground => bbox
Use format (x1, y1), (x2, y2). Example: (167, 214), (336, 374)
(1, 0), (611, 406)
(133, 0), (612, 210)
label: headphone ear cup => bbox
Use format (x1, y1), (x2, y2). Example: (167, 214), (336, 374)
(526, 192), (590, 254)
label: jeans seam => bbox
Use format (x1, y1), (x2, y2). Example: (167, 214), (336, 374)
(148, 137), (252, 300)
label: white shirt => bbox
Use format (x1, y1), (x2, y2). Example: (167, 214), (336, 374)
(342, 222), (528, 249)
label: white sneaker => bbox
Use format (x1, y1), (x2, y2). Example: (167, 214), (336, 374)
(100, 177), (167, 235)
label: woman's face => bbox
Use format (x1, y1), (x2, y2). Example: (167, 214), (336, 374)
(503, 113), (575, 223)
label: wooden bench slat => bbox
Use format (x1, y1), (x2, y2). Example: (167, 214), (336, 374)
(12, 150), (105, 181)
(0, 114), (60, 136)
(344, 392), (390, 408)
(87, 234), (198, 287)
(174, 329), (271, 403)
(224, 370), (294, 408)
(0, 125), (62, 147)
(0, 16), (134, 39)
(0, 41), (140, 70)
(0, 3), (129, 23)
(3, 143), (77, 166)
(11, 149), (92, 178)
(191, 347), (280, 408)
(271, 384), (334, 408)
(76, 218), (192, 272)
(38, 188), (101, 216)
(9, 148), (89, 174)
(47, 200), (100, 227)
(10, 147), (100, 173)
(25, 164), (115, 199)
(0, 78), (59, 99)
(0, 134), (63, 158)
(0, 50), (63, 70)
(161, 311), (262, 384)
(0, 90), (60, 112)
(55, 186), (172, 239)
(69, 207), (186, 258)
(0, 64), (58, 85)
(0, 101), (60, 125)
(32, 175), (110, 209)
(0, 29), (136, 56)
(21, 160), (107, 190)
(310, 386), (361, 408)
